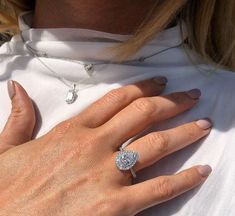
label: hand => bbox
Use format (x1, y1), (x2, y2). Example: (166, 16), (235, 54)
(0, 77), (212, 216)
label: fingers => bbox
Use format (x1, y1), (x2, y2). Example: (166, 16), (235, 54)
(74, 76), (167, 128)
(0, 80), (36, 153)
(101, 89), (201, 148)
(126, 119), (212, 172)
(125, 165), (212, 215)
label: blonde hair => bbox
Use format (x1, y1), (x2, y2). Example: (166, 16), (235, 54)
(0, 0), (235, 70)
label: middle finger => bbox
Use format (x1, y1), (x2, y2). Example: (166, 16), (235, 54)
(99, 89), (201, 149)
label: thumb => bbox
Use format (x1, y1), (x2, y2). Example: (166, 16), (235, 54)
(0, 80), (36, 153)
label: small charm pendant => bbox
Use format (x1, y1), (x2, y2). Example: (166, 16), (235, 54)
(84, 64), (94, 76)
(66, 84), (78, 104)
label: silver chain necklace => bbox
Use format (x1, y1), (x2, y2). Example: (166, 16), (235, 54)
(20, 32), (183, 104)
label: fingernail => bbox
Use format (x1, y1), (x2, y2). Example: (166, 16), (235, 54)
(153, 76), (168, 85)
(7, 80), (16, 99)
(186, 89), (201, 99)
(196, 118), (213, 130)
(197, 165), (212, 177)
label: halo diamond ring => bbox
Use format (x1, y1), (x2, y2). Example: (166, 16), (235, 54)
(115, 148), (139, 178)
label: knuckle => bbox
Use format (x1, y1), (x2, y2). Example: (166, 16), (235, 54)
(9, 102), (35, 125)
(183, 124), (199, 140)
(132, 98), (156, 116)
(74, 129), (102, 152)
(82, 135), (99, 149)
(92, 191), (126, 215)
(10, 105), (23, 118)
(182, 171), (199, 187)
(9, 106), (35, 128)
(147, 132), (168, 154)
(103, 88), (127, 105)
(53, 120), (74, 135)
(154, 177), (174, 199)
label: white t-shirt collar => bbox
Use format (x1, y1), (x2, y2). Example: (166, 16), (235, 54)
(17, 11), (187, 62)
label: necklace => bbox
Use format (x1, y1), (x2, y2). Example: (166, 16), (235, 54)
(20, 32), (183, 104)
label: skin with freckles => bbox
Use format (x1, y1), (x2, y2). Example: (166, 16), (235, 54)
(0, 77), (212, 216)
(33, 0), (157, 34)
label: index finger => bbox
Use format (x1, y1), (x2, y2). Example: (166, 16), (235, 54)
(74, 76), (167, 128)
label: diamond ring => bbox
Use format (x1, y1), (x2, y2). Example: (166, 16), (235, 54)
(115, 148), (139, 178)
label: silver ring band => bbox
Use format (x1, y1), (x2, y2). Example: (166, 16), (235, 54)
(130, 168), (137, 178)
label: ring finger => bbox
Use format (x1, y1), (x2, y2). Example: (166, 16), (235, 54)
(114, 119), (212, 176)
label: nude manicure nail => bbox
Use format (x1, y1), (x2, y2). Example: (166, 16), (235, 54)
(186, 89), (201, 99)
(197, 165), (212, 177)
(7, 80), (16, 99)
(196, 118), (213, 130)
(153, 76), (168, 85)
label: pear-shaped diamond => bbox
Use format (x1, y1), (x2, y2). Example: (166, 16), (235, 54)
(66, 88), (78, 104)
(115, 150), (139, 170)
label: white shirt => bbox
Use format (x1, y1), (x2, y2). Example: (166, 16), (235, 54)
(1, 12), (235, 216)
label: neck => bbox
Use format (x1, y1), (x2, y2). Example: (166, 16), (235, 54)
(33, 0), (156, 34)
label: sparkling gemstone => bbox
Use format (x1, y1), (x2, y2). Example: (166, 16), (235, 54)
(66, 89), (78, 104)
(115, 150), (139, 170)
